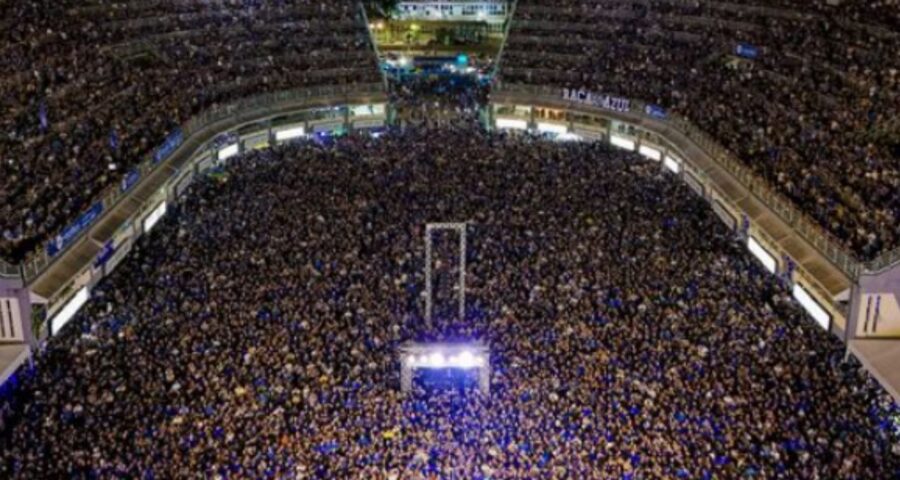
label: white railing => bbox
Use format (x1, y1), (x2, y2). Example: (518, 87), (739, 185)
(0, 260), (17, 278)
(866, 247), (900, 274)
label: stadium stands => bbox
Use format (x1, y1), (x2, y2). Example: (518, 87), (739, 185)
(1, 126), (897, 477)
(501, 0), (900, 260)
(1, 3), (899, 477)
(0, 0), (382, 263)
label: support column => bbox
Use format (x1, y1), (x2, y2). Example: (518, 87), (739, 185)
(425, 223), (467, 325)
(459, 226), (466, 321)
(0, 279), (34, 348)
(425, 227), (433, 326)
(400, 359), (412, 393)
(479, 356), (491, 395)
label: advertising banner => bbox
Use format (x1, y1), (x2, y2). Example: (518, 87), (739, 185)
(562, 88), (631, 112)
(47, 202), (104, 257)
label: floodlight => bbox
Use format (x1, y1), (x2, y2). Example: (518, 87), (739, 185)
(429, 352), (446, 367)
(399, 342), (491, 394)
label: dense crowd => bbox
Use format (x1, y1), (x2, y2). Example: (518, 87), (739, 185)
(0, 0), (382, 262)
(502, 0), (900, 260)
(390, 73), (490, 126)
(5, 0), (897, 267)
(1, 126), (897, 478)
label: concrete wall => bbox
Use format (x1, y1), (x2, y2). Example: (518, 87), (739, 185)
(850, 265), (900, 338)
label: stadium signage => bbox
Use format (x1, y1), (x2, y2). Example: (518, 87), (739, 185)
(645, 104), (667, 119)
(120, 169), (141, 193)
(94, 240), (116, 268)
(562, 88), (631, 112)
(153, 129), (184, 164)
(46, 202), (104, 257)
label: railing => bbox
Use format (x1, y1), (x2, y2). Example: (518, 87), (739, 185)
(8, 79), (900, 281)
(659, 111), (862, 278)
(490, 0), (518, 79)
(494, 82), (865, 278)
(866, 247), (900, 274)
(0, 259), (18, 278)
(17, 82), (385, 282)
(359, 1), (390, 91)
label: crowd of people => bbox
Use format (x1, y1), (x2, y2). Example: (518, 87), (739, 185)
(0, 0), (382, 262)
(502, 0), (900, 260)
(390, 72), (490, 126)
(0, 125), (897, 478)
(5, 0), (898, 267)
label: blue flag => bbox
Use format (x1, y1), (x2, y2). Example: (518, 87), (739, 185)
(38, 101), (48, 132)
(735, 43), (760, 59)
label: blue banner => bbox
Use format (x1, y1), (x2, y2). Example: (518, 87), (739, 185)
(735, 43), (759, 59)
(562, 88), (631, 112)
(47, 202), (104, 257)
(644, 104), (667, 119)
(94, 240), (116, 268)
(153, 129), (183, 164)
(121, 169), (141, 193)
(109, 129), (119, 151)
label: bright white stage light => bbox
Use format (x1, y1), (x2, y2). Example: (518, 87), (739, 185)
(457, 351), (476, 367)
(400, 342), (491, 393)
(428, 352), (446, 367)
(406, 349), (485, 369)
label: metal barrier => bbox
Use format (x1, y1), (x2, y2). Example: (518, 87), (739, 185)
(866, 247), (900, 274)
(495, 82), (866, 278)
(17, 83), (385, 282)
(0, 260), (18, 278)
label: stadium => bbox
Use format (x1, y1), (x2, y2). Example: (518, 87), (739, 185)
(1, 0), (899, 477)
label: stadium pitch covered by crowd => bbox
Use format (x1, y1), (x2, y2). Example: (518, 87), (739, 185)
(0, 125), (898, 478)
(1, 0), (900, 478)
